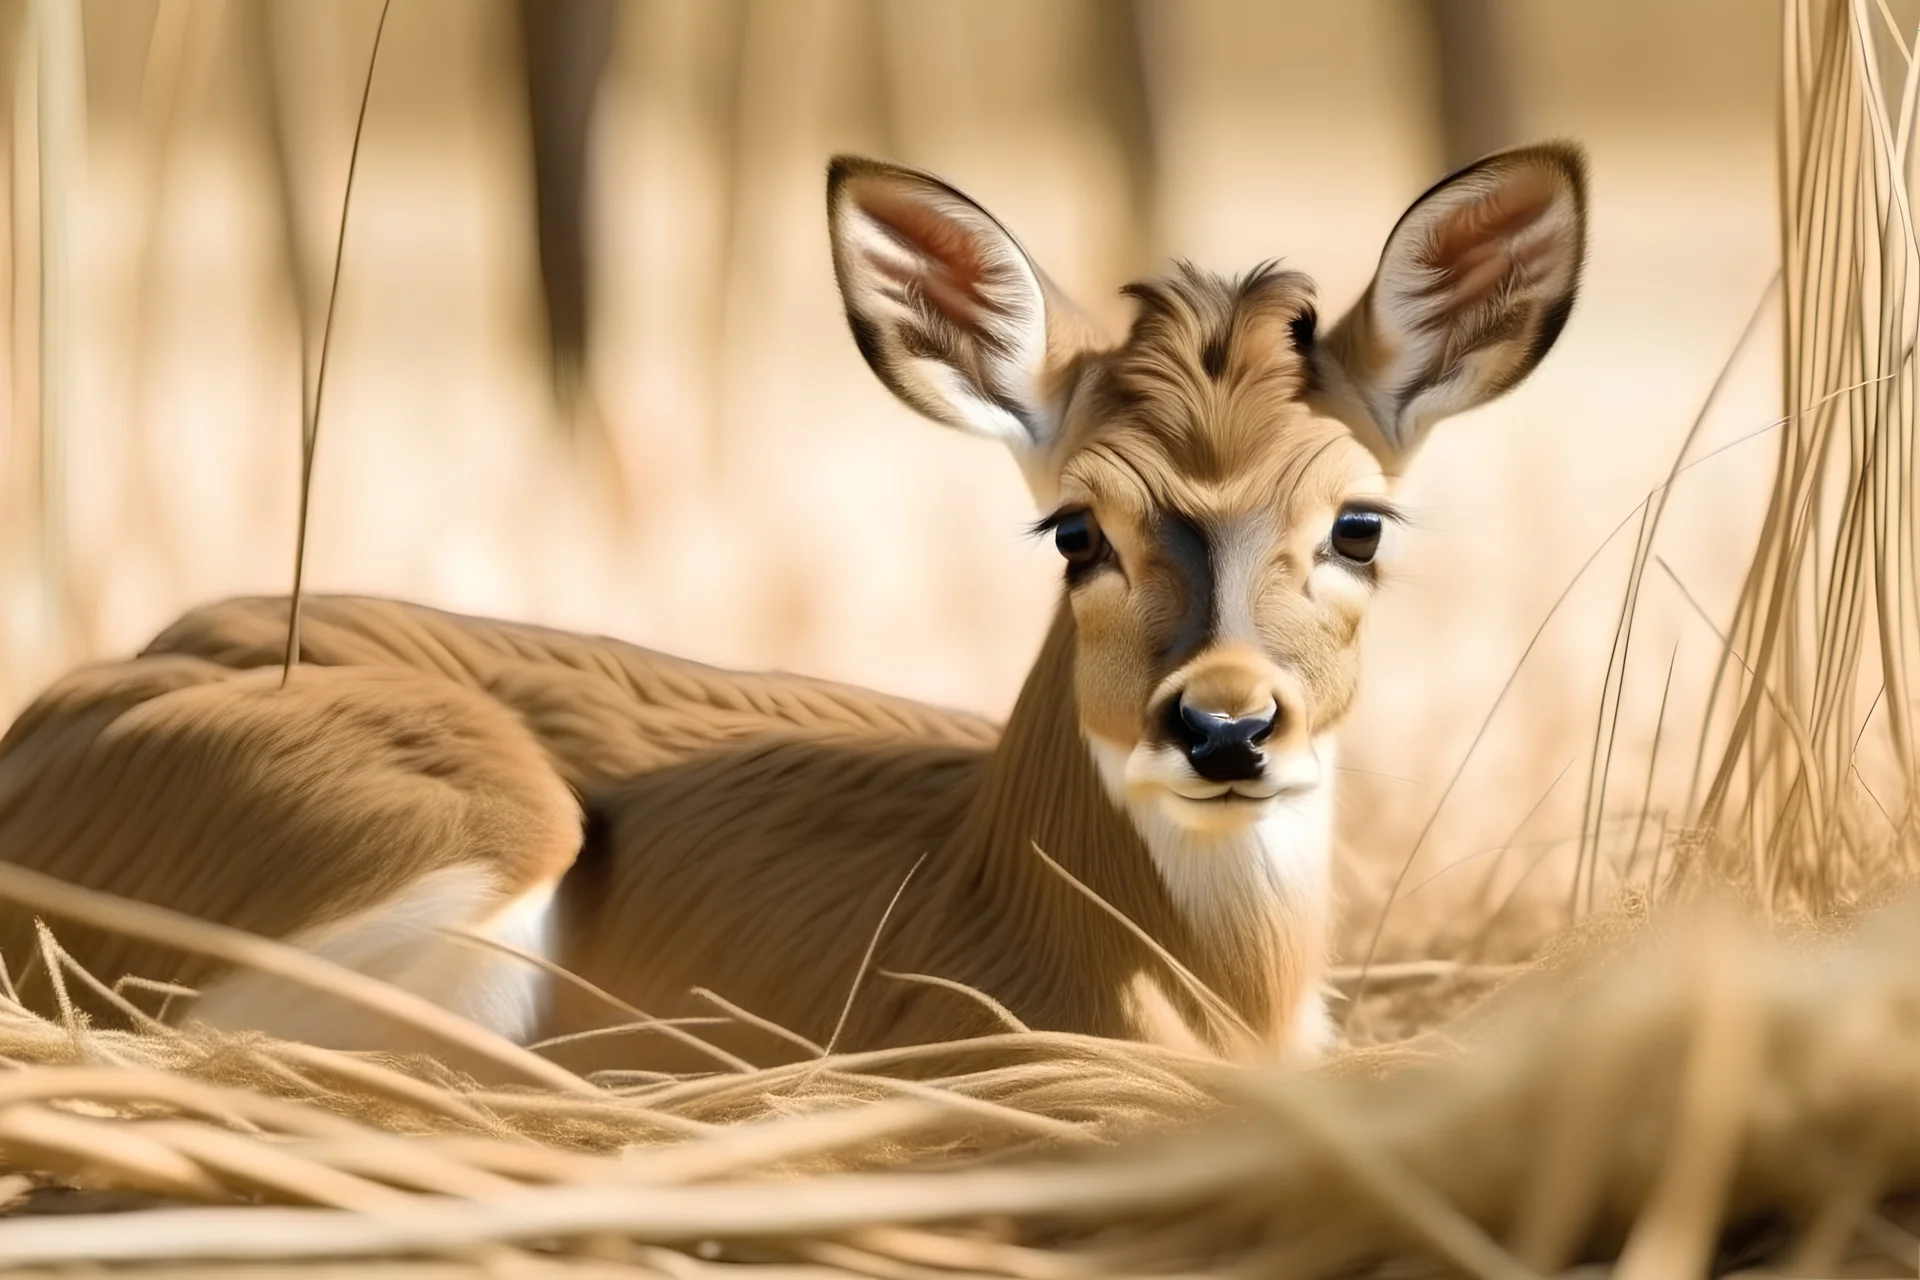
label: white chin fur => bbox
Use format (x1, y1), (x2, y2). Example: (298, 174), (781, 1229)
(1085, 733), (1337, 929)
(1110, 740), (1329, 835)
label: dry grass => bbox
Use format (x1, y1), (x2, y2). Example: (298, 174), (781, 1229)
(1, 2), (1918, 1277)
(0, 885), (1916, 1276)
(1676, 0), (1920, 907)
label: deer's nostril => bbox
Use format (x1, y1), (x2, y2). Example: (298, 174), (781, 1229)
(1169, 698), (1278, 782)
(1174, 700), (1219, 753)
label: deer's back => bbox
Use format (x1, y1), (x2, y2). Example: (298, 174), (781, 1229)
(147, 595), (1000, 786)
(0, 595), (1002, 1045)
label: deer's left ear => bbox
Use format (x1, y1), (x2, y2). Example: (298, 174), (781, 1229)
(1310, 142), (1588, 464)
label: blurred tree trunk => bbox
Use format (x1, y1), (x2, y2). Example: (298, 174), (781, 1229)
(854, 0), (898, 160)
(516, 0), (635, 524)
(1082, 0), (1158, 276)
(1415, 0), (1515, 171)
(707, 0), (837, 480)
(120, 0), (215, 604)
(1, 0), (27, 681)
(248, 1), (314, 403)
(27, 0), (84, 666)
(703, 0), (748, 479)
(517, 0), (616, 417)
(1, 0), (23, 441)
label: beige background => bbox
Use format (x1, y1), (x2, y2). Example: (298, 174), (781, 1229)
(1, 1), (1800, 950)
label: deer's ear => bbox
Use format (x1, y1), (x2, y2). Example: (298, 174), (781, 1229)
(828, 156), (1090, 457)
(1311, 142), (1588, 464)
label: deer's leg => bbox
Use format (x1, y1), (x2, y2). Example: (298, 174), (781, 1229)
(0, 657), (581, 1052)
(192, 862), (562, 1052)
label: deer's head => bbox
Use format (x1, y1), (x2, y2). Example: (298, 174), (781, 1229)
(828, 146), (1585, 839)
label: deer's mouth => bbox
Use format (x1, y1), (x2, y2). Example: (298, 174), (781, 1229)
(1147, 744), (1332, 830)
(1154, 786), (1292, 835)
(1170, 782), (1283, 804)
(1164, 781), (1313, 820)
(1085, 732), (1338, 841)
(1166, 763), (1325, 805)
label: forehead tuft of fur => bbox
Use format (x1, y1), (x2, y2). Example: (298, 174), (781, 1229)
(1090, 263), (1321, 482)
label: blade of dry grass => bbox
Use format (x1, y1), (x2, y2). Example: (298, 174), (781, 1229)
(1572, 279), (1782, 915)
(1686, 0), (1920, 905)
(0, 862), (596, 1095)
(877, 972), (1031, 1034)
(0, 1139), (1280, 1266)
(0, 1103), (228, 1202)
(1027, 843), (1254, 1053)
(821, 853), (927, 1060)
(281, 0), (392, 687)
(441, 927), (755, 1074)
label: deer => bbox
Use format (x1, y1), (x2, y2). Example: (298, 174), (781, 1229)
(0, 143), (1586, 1073)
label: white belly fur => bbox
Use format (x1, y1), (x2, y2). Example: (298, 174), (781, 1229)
(191, 864), (557, 1053)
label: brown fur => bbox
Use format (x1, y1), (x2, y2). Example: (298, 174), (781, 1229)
(0, 144), (1587, 1069)
(143, 594), (998, 790)
(0, 655), (578, 1022)
(130, 595), (1299, 1068)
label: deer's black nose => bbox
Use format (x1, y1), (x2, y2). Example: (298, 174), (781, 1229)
(1169, 698), (1276, 783)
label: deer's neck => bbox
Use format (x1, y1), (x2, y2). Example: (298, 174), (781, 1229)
(945, 603), (1332, 1053)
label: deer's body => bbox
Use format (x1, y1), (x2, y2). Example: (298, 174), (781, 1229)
(0, 145), (1586, 1069)
(109, 592), (1318, 1067)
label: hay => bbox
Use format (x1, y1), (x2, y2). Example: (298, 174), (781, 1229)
(0, 891), (1913, 1275)
(1679, 0), (1920, 907)
(6, 3), (1920, 1278)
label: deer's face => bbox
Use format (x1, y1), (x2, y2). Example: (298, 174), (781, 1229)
(829, 147), (1585, 834)
(1041, 299), (1390, 830)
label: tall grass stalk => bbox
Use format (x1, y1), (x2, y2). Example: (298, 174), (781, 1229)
(1687, 0), (1920, 907)
(280, 0), (392, 688)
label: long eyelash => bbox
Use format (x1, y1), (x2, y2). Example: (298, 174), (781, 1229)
(1025, 509), (1072, 540)
(1339, 497), (1409, 526)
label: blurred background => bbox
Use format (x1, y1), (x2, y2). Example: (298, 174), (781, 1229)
(0, 0), (1798, 953)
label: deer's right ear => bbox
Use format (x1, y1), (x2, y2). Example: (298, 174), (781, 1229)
(828, 156), (1086, 456)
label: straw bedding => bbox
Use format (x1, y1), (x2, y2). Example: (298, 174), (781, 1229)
(0, 878), (1915, 1278)
(3, 0), (1916, 1272)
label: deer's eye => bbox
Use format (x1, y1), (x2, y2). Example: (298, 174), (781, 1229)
(1053, 510), (1106, 565)
(1330, 509), (1383, 564)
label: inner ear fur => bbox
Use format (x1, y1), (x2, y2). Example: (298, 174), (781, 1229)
(827, 155), (1095, 457)
(1310, 141), (1588, 463)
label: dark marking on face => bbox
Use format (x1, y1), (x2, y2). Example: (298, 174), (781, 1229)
(1157, 512), (1215, 670)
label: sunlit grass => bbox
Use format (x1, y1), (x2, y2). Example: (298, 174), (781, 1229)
(0, 1), (1915, 1276)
